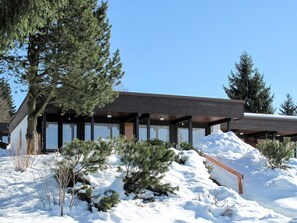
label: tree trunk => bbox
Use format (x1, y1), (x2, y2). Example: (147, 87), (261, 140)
(26, 95), (37, 155)
(26, 34), (40, 156)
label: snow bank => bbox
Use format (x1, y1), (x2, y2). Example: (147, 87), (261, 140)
(198, 130), (297, 218)
(0, 146), (291, 222)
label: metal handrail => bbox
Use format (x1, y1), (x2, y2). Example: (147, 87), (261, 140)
(203, 154), (244, 194)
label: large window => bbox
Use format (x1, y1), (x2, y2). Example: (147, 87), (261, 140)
(178, 127), (205, 145)
(85, 123), (91, 141)
(139, 125), (170, 142)
(178, 128), (188, 144)
(63, 123), (77, 144)
(46, 122), (58, 150)
(85, 123), (120, 140)
(193, 128), (205, 146)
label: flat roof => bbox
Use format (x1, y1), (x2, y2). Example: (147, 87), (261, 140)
(120, 91), (245, 104)
(244, 112), (297, 120)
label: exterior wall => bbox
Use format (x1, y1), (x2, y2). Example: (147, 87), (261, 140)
(10, 115), (28, 155)
(124, 122), (134, 139)
(243, 137), (258, 148)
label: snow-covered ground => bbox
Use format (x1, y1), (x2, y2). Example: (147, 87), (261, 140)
(0, 132), (297, 222)
(198, 130), (297, 219)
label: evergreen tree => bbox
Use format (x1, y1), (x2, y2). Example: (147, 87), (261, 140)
(0, 89), (10, 122)
(224, 52), (274, 114)
(279, 93), (297, 115)
(0, 0), (124, 155)
(0, 78), (16, 117)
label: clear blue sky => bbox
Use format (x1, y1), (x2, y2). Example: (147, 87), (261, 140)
(13, 0), (297, 112)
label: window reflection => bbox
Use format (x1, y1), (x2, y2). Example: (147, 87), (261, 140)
(85, 123), (91, 141)
(178, 128), (188, 144)
(63, 123), (77, 144)
(140, 125), (169, 142)
(193, 128), (205, 146)
(178, 127), (205, 145)
(85, 123), (120, 140)
(46, 122), (58, 150)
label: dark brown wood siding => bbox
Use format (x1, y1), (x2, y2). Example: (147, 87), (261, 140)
(99, 92), (244, 119)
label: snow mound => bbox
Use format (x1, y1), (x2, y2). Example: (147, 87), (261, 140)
(0, 147), (290, 222)
(198, 130), (297, 218)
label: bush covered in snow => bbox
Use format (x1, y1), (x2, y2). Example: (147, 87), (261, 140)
(51, 139), (113, 215)
(256, 137), (295, 169)
(114, 137), (178, 196)
(178, 141), (195, 151)
(147, 138), (174, 149)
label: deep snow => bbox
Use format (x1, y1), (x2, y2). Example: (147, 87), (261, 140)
(198, 130), (297, 219)
(0, 132), (296, 222)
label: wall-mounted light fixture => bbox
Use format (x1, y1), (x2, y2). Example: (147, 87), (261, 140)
(107, 114), (112, 118)
(160, 117), (165, 121)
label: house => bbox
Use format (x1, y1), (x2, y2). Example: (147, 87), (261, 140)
(8, 92), (297, 157)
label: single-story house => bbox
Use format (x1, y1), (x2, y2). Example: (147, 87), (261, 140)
(8, 92), (297, 157)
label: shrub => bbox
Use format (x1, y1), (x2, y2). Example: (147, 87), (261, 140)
(178, 142), (195, 151)
(51, 139), (112, 216)
(115, 137), (178, 196)
(59, 139), (112, 187)
(174, 152), (187, 165)
(256, 137), (295, 169)
(72, 186), (120, 212)
(61, 139), (112, 175)
(96, 190), (120, 212)
(147, 138), (174, 149)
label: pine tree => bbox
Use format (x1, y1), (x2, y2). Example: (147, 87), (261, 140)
(0, 89), (10, 122)
(0, 0), (124, 155)
(279, 93), (297, 115)
(0, 78), (16, 117)
(224, 52), (274, 114)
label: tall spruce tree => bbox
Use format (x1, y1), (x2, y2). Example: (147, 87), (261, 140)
(224, 52), (274, 114)
(0, 89), (10, 122)
(0, 78), (16, 117)
(0, 0), (124, 155)
(279, 93), (297, 115)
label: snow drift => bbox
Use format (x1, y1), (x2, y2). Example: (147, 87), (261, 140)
(198, 130), (297, 218)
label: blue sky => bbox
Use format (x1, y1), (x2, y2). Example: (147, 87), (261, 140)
(13, 0), (297, 112)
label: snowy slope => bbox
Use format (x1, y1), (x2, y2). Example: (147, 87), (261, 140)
(198, 130), (297, 219)
(0, 145), (293, 223)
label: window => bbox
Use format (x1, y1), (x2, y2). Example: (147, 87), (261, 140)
(46, 122), (58, 150)
(94, 123), (119, 140)
(193, 128), (205, 146)
(85, 123), (91, 141)
(85, 123), (120, 140)
(178, 127), (205, 145)
(140, 125), (170, 142)
(178, 128), (188, 144)
(63, 123), (77, 144)
(139, 125), (148, 141)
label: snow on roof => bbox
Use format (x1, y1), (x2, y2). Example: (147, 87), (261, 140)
(244, 112), (297, 120)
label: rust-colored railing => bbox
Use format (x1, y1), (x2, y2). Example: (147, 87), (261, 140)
(203, 154), (244, 194)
